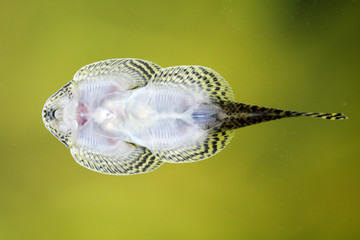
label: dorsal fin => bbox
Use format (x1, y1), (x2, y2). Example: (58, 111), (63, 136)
(148, 65), (235, 103)
(73, 58), (162, 91)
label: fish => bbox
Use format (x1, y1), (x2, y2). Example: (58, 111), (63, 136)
(42, 58), (347, 175)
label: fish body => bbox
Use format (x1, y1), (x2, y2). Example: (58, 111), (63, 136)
(42, 59), (347, 175)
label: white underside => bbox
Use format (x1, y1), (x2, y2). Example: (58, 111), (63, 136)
(74, 83), (211, 153)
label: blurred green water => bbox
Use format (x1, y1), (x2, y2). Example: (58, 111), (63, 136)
(0, 0), (359, 239)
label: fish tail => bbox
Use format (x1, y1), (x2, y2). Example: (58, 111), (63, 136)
(218, 101), (347, 130)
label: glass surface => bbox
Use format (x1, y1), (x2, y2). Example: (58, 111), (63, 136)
(0, 0), (359, 239)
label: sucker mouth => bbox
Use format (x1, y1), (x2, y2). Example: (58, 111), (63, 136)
(76, 102), (89, 126)
(43, 108), (57, 120)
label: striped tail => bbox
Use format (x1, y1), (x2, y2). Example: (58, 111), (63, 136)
(290, 112), (347, 120)
(218, 101), (347, 131)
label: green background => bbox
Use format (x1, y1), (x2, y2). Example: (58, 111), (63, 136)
(1, 0), (359, 239)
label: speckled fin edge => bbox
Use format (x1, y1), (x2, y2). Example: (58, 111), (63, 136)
(151, 127), (235, 163)
(148, 65), (235, 103)
(73, 58), (162, 90)
(70, 144), (163, 175)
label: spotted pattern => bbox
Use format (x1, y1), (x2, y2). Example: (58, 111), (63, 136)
(73, 58), (161, 87)
(151, 65), (235, 103)
(219, 101), (348, 131)
(70, 144), (163, 175)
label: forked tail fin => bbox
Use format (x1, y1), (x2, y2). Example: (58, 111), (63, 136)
(219, 101), (347, 131)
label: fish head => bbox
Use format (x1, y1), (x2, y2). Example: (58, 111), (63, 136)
(42, 81), (78, 148)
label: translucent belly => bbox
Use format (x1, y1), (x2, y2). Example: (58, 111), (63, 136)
(89, 86), (209, 150)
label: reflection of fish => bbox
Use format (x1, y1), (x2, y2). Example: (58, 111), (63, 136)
(42, 59), (347, 175)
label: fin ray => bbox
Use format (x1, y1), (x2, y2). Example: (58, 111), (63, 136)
(292, 112), (348, 120)
(73, 58), (161, 90)
(149, 65), (235, 103)
(70, 143), (163, 175)
(219, 102), (348, 131)
(151, 128), (235, 163)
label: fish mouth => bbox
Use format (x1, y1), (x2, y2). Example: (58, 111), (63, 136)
(43, 108), (56, 120)
(42, 99), (58, 126)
